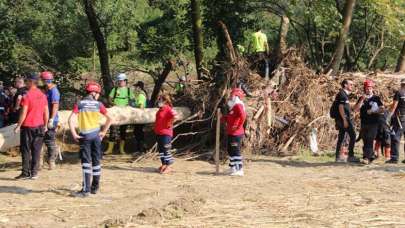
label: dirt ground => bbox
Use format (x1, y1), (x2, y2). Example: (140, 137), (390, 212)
(2, 151), (405, 228)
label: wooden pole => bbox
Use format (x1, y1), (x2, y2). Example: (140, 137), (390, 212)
(215, 108), (221, 175)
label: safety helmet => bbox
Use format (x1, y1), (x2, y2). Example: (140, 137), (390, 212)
(363, 79), (374, 88)
(231, 88), (245, 99)
(116, 73), (127, 81)
(180, 76), (186, 81)
(85, 82), (101, 93)
(40, 71), (54, 80)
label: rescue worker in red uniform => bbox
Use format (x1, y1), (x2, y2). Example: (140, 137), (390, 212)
(222, 88), (247, 176)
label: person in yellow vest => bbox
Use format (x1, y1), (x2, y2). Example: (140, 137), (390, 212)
(248, 28), (270, 80)
(133, 81), (148, 152)
(104, 73), (135, 154)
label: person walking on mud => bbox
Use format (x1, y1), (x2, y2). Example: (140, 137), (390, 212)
(68, 82), (112, 197)
(105, 73), (135, 154)
(40, 71), (60, 170)
(222, 88), (247, 176)
(14, 73), (49, 180)
(154, 94), (176, 174)
(333, 79), (360, 163)
(386, 78), (405, 164)
(357, 79), (384, 164)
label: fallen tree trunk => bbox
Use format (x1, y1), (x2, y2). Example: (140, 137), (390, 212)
(0, 106), (191, 151)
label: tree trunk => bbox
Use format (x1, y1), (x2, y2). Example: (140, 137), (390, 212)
(396, 41), (405, 73)
(326, 0), (356, 76)
(273, 15), (290, 66)
(83, 0), (113, 94)
(0, 106), (192, 152)
(191, 0), (204, 80)
(217, 21), (236, 63)
(150, 60), (175, 106)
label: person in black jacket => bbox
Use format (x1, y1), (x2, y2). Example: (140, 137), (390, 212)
(357, 79), (384, 164)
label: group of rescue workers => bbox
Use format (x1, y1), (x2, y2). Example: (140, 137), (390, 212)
(333, 78), (405, 165)
(5, 71), (246, 197)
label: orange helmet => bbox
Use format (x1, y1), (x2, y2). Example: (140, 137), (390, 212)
(363, 79), (374, 88)
(231, 88), (245, 99)
(85, 82), (101, 93)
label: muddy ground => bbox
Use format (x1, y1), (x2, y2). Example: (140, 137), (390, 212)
(1, 151), (405, 228)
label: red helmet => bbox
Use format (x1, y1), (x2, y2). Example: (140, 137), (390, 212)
(231, 88), (245, 98)
(40, 71), (54, 80)
(85, 82), (101, 93)
(363, 79), (374, 88)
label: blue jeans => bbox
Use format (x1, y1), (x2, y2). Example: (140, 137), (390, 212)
(156, 135), (174, 165)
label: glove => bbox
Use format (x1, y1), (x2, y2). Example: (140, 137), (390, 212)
(47, 118), (54, 129)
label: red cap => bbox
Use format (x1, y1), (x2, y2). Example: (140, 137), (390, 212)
(364, 79), (374, 88)
(231, 88), (245, 99)
(40, 71), (54, 80)
(85, 82), (101, 93)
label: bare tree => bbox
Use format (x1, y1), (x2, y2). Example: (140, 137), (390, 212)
(191, 0), (204, 79)
(396, 41), (405, 73)
(83, 0), (113, 94)
(326, 0), (356, 76)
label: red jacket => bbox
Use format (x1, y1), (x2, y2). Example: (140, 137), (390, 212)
(222, 103), (246, 136)
(154, 104), (176, 137)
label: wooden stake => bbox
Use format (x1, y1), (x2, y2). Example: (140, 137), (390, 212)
(215, 108), (221, 175)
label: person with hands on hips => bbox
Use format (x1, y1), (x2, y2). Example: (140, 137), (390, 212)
(68, 82), (112, 197)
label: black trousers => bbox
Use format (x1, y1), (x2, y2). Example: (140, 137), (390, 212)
(335, 119), (356, 159)
(391, 120), (405, 161)
(44, 128), (57, 161)
(20, 126), (45, 176)
(134, 124), (144, 145)
(79, 136), (102, 192)
(227, 135), (244, 170)
(360, 123), (379, 160)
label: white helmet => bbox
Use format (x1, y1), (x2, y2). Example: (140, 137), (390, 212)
(116, 73), (127, 81)
(180, 76), (186, 81)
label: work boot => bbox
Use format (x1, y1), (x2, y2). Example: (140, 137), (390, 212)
(104, 141), (114, 155)
(347, 156), (360, 163)
(73, 190), (90, 198)
(384, 148), (391, 160)
(385, 159), (398, 164)
(119, 141), (126, 154)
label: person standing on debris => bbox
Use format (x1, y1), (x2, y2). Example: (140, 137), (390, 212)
(40, 71), (60, 170)
(9, 77), (28, 124)
(14, 73), (48, 180)
(222, 88), (247, 176)
(357, 79), (384, 164)
(105, 73), (135, 154)
(248, 28), (270, 80)
(333, 79), (360, 163)
(175, 76), (187, 95)
(68, 82), (112, 197)
(154, 94), (176, 174)
(386, 78), (405, 164)
(133, 81), (148, 152)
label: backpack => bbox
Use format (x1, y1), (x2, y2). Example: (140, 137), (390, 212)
(329, 100), (339, 119)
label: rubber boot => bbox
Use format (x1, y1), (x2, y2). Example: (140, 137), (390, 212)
(119, 141), (126, 154)
(374, 141), (381, 158)
(384, 147), (391, 160)
(104, 141), (115, 155)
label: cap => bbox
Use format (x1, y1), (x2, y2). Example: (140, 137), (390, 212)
(27, 73), (39, 81)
